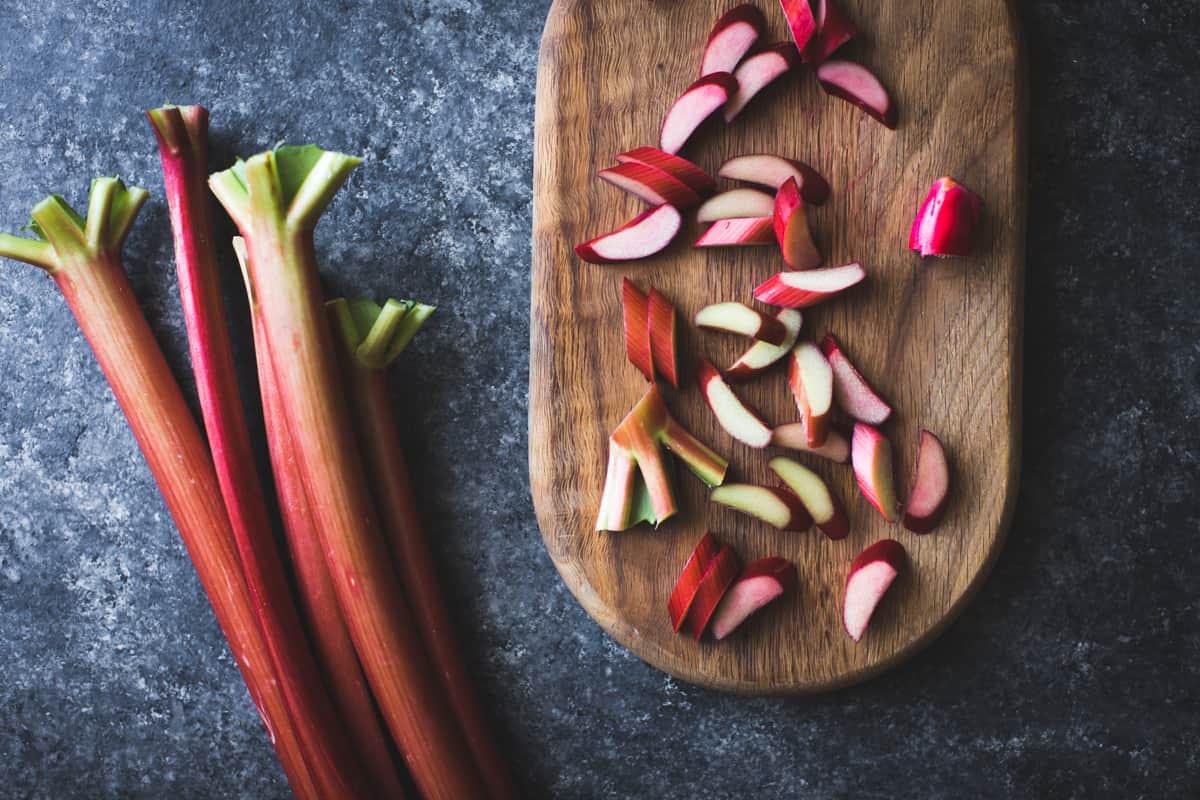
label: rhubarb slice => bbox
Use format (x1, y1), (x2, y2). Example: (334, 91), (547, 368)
(769, 457), (849, 539)
(598, 161), (703, 208)
(697, 188), (777, 222)
(754, 263), (866, 308)
(820, 333), (892, 424)
(779, 0), (818, 57)
(718, 154), (830, 205)
(668, 533), (721, 631)
(852, 423), (898, 522)
(695, 217), (776, 247)
(711, 484), (813, 531)
(621, 278), (655, 381)
(695, 302), (788, 345)
(660, 72), (739, 154)
(648, 287), (680, 388)
(596, 386), (728, 531)
(724, 44), (800, 123)
(910, 176), (982, 257)
(774, 177), (821, 269)
(685, 544), (741, 640)
(700, 4), (767, 76)
(697, 359), (774, 448)
(816, 59), (897, 129)
(616, 147), (716, 195)
(725, 309), (803, 382)
(772, 422), (850, 463)
(806, 0), (857, 64)
(787, 341), (834, 447)
(711, 557), (798, 640)
(903, 430), (951, 533)
(575, 204), (682, 263)
(844, 539), (906, 642)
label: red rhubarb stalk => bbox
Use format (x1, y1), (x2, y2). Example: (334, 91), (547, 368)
(210, 148), (486, 799)
(0, 180), (320, 800)
(147, 106), (372, 799)
(329, 297), (517, 800)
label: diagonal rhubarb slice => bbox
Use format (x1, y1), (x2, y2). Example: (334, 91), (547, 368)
(621, 278), (655, 381)
(806, 0), (857, 65)
(668, 533), (721, 631)
(575, 204), (682, 263)
(770, 457), (849, 540)
(648, 287), (680, 388)
(910, 176), (982, 257)
(754, 262), (866, 308)
(903, 430), (951, 533)
(700, 4), (767, 77)
(596, 386), (728, 531)
(710, 484), (813, 531)
(695, 217), (776, 247)
(718, 154), (830, 205)
(844, 539), (906, 642)
(772, 422), (850, 463)
(697, 188), (777, 222)
(685, 544), (741, 640)
(779, 0), (818, 57)
(725, 308), (803, 382)
(821, 333), (892, 424)
(788, 341), (834, 446)
(598, 161), (703, 208)
(695, 302), (788, 345)
(697, 359), (774, 448)
(660, 73), (739, 154)
(724, 43), (800, 123)
(774, 177), (822, 269)
(817, 59), (897, 129)
(852, 423), (898, 522)
(616, 146), (716, 195)
(711, 557), (798, 640)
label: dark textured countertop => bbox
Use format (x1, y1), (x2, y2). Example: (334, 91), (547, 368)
(0, 1), (1196, 798)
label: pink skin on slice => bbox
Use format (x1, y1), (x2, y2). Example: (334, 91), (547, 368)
(774, 177), (821, 269)
(778, 0), (817, 56)
(617, 147), (716, 195)
(686, 545), (741, 640)
(711, 557), (798, 640)
(817, 59), (897, 129)
(668, 533), (721, 631)
(844, 539), (905, 642)
(806, 0), (857, 64)
(725, 308), (803, 382)
(700, 4), (767, 76)
(820, 333), (892, 424)
(724, 44), (800, 123)
(718, 154), (831, 205)
(697, 188), (776, 222)
(660, 73), (739, 154)
(575, 204), (682, 263)
(695, 217), (776, 247)
(851, 423), (898, 522)
(910, 176), (982, 257)
(597, 162), (702, 208)
(753, 263), (865, 308)
(621, 278), (654, 381)
(648, 288), (680, 388)
(903, 430), (951, 533)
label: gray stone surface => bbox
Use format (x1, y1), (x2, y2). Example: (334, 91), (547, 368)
(0, 1), (1196, 798)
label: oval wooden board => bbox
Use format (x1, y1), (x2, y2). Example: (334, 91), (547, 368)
(529, 0), (1025, 693)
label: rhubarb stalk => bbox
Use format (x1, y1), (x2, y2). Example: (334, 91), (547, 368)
(147, 106), (373, 799)
(210, 148), (486, 799)
(0, 180), (320, 799)
(233, 242), (409, 799)
(328, 297), (517, 800)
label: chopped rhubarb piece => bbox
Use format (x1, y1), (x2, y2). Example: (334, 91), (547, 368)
(685, 545), (741, 640)
(697, 359), (774, 448)
(806, 0), (857, 64)
(616, 147), (716, 195)
(597, 161), (703, 208)
(724, 44), (800, 123)
(700, 4), (767, 76)
(779, 0), (818, 57)
(725, 309), (803, 382)
(852, 423), (899, 522)
(711, 557), (798, 640)
(772, 423), (850, 463)
(694, 302), (788, 345)
(816, 59), (897, 129)
(648, 287), (680, 388)
(710, 484), (813, 531)
(718, 154), (830, 205)
(820, 333), (892, 424)
(774, 177), (821, 269)
(668, 533), (721, 631)
(909, 176), (982, 257)
(903, 430), (951, 533)
(844, 539), (906, 642)
(695, 217), (776, 247)
(621, 278), (654, 381)
(660, 73), (739, 154)
(575, 204), (682, 264)
(770, 457), (849, 540)
(753, 263), (866, 308)
(787, 341), (834, 447)
(697, 188), (776, 222)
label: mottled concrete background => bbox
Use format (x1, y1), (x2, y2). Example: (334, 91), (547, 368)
(0, 1), (1196, 798)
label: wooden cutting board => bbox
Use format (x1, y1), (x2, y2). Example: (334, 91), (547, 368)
(529, 0), (1025, 693)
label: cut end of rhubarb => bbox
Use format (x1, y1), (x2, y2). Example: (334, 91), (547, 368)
(696, 188), (776, 223)
(711, 557), (798, 640)
(903, 429), (950, 533)
(769, 457), (849, 540)
(787, 341), (833, 447)
(844, 539), (906, 642)
(698, 359), (774, 449)
(711, 484), (812, 531)
(718, 154), (831, 205)
(821, 333), (892, 425)
(774, 177), (821, 269)
(852, 423), (898, 522)
(694, 302), (787, 345)
(724, 308), (803, 382)
(659, 73), (739, 154)
(909, 176), (982, 258)
(816, 60), (897, 129)
(724, 43), (800, 123)
(575, 204), (682, 264)
(700, 4), (767, 77)
(806, 0), (857, 65)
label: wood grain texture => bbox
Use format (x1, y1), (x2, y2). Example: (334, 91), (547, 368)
(530, 0), (1026, 693)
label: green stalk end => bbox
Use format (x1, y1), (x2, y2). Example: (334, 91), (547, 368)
(326, 296), (436, 369)
(6, 178), (146, 270)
